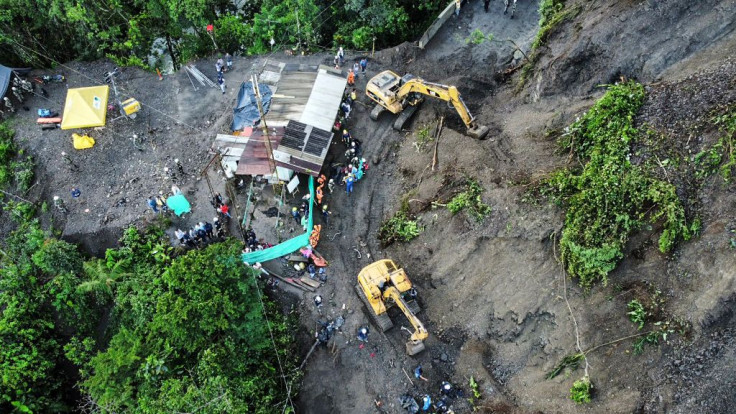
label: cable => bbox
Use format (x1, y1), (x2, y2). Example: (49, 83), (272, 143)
(248, 270), (296, 413)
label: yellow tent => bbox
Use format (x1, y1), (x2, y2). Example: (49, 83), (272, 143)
(61, 85), (109, 130)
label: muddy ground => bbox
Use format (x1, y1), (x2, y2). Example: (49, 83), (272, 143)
(4, 0), (736, 413)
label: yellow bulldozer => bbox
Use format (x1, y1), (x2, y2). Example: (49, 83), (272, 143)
(355, 259), (428, 355)
(366, 70), (489, 139)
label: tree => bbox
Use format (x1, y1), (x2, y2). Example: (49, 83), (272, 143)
(80, 239), (299, 413)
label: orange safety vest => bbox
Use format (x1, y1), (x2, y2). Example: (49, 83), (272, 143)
(347, 72), (355, 83)
(309, 225), (322, 247)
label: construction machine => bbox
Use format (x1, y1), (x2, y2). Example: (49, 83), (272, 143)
(366, 70), (490, 139)
(355, 259), (428, 355)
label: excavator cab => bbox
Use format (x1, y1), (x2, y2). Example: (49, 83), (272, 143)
(366, 69), (489, 139)
(355, 259), (428, 355)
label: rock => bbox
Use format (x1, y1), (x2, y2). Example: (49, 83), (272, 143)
(372, 155), (381, 165)
(440, 353), (448, 362)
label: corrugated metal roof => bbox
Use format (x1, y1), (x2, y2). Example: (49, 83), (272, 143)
(299, 66), (348, 132)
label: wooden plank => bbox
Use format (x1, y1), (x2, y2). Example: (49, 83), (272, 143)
(300, 277), (321, 289)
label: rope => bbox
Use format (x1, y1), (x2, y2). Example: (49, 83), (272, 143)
(553, 234), (590, 377)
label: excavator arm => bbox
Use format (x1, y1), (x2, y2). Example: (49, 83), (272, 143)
(396, 80), (489, 139)
(384, 287), (428, 355)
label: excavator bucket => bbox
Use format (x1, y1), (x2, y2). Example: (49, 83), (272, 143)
(406, 340), (426, 356)
(467, 124), (490, 140)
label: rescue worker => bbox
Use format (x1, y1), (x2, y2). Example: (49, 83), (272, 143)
(53, 195), (67, 212)
(11, 87), (23, 102)
(291, 206), (301, 225)
(353, 61), (360, 75)
(4, 97), (15, 113)
(342, 129), (352, 145)
(327, 179), (335, 194)
(357, 326), (369, 342)
(20, 79), (33, 93)
(322, 204), (331, 225)
(315, 186), (324, 205)
(347, 69), (355, 86)
(360, 58), (367, 76)
(147, 196), (159, 213)
(345, 174), (355, 194)
(337, 47), (345, 65)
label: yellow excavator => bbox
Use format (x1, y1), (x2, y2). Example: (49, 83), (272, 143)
(366, 70), (490, 139)
(355, 259), (428, 355)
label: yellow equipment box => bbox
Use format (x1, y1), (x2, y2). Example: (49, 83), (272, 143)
(122, 98), (141, 116)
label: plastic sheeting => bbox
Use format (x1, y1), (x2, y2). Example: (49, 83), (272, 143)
(231, 81), (272, 131)
(242, 176), (314, 264)
(0, 65), (11, 99)
(166, 194), (191, 216)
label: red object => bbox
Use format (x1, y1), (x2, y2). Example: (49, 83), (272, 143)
(370, 352), (376, 358)
(206, 24), (214, 32)
(219, 204), (229, 214)
(359, 343), (365, 349)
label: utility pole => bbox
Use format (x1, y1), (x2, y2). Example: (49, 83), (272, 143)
(252, 75), (279, 182)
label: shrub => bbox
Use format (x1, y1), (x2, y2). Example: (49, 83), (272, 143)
(447, 179), (492, 221)
(626, 299), (646, 330)
(544, 82), (693, 289)
(379, 210), (422, 245)
(570, 377), (592, 404)
(0, 122), (17, 188)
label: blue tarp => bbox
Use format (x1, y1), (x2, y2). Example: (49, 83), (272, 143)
(0, 65), (12, 99)
(242, 176), (314, 264)
(231, 81), (272, 131)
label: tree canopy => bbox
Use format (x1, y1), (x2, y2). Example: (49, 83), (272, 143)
(0, 119), (298, 412)
(0, 0), (448, 67)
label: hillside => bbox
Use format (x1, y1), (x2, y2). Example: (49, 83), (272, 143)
(0, 0), (735, 413)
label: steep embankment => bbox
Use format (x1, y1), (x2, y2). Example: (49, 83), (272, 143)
(296, 0), (735, 413)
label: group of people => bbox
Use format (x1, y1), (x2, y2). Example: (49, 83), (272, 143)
(215, 53), (233, 94)
(2, 76), (34, 116)
(211, 192), (232, 219)
(174, 219), (225, 248)
(147, 194), (169, 214)
(401, 369), (461, 413)
(242, 227), (273, 253)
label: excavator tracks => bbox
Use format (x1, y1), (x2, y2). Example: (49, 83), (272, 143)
(392, 104), (421, 131)
(355, 284), (394, 332)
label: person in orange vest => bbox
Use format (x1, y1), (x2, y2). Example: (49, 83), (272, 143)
(347, 69), (355, 86)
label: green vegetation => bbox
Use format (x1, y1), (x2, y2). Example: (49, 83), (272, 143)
(532, 2), (581, 51)
(0, 194), (298, 412)
(467, 375), (482, 409)
(414, 123), (435, 151)
(466, 29), (494, 45)
(0, 122), (17, 188)
(0, 0), (449, 68)
(570, 376), (592, 404)
(692, 104), (736, 182)
(519, 0), (581, 87)
(542, 82), (694, 289)
(627, 299), (647, 330)
(546, 353), (584, 379)
(379, 210), (422, 245)
(447, 178), (492, 221)
(0, 122), (34, 194)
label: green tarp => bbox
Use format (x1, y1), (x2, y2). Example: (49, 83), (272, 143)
(166, 194), (191, 216)
(242, 176), (315, 264)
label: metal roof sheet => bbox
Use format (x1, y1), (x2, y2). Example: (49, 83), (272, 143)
(299, 66), (348, 132)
